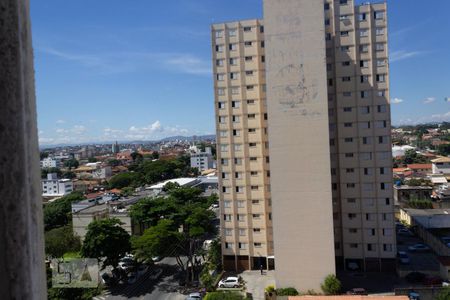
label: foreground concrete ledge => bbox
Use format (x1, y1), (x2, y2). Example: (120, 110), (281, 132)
(0, 0), (47, 298)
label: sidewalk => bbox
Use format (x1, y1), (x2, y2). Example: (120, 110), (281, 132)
(240, 270), (275, 300)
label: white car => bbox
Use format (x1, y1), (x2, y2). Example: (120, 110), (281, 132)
(408, 243), (430, 252)
(218, 276), (240, 288)
(397, 251), (410, 264)
(186, 292), (202, 300)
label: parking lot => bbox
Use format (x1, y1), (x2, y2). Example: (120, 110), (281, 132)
(396, 229), (440, 273)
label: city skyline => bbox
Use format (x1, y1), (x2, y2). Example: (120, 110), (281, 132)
(32, 0), (450, 145)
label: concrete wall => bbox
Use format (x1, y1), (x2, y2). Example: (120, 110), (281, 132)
(264, 0), (335, 291)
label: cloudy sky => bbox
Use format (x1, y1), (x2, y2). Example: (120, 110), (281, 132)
(31, 0), (450, 145)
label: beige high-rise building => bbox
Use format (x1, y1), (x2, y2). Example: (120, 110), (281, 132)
(211, 0), (395, 290)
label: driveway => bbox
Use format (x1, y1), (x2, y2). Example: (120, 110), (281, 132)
(240, 270), (275, 300)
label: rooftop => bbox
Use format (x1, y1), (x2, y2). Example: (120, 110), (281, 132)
(394, 185), (433, 190)
(431, 156), (450, 163)
(288, 296), (408, 300)
(147, 177), (198, 189)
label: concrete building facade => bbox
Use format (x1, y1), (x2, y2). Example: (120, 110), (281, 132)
(190, 147), (215, 172)
(41, 173), (73, 196)
(212, 0), (395, 290)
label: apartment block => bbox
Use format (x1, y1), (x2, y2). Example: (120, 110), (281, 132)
(211, 19), (273, 271)
(211, 0), (395, 289)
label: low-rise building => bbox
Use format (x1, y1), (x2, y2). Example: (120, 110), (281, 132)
(432, 157), (450, 175)
(40, 157), (61, 169)
(190, 147), (214, 172)
(146, 177), (199, 194)
(406, 164), (432, 176)
(42, 173), (73, 196)
(74, 163), (112, 180)
(72, 200), (133, 241)
(394, 185), (433, 205)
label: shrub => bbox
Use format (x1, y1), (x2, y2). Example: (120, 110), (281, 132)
(204, 291), (245, 300)
(265, 285), (275, 294)
(276, 287), (299, 296)
(321, 274), (341, 295)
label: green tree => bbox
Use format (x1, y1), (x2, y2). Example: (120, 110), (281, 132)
(152, 151), (160, 159)
(121, 186), (135, 197)
(107, 158), (120, 167)
(131, 187), (216, 284)
(61, 171), (76, 179)
(88, 157), (98, 163)
(402, 149), (428, 165)
(64, 158), (79, 170)
(204, 292), (246, 300)
(45, 225), (81, 258)
(108, 172), (140, 189)
(436, 287), (450, 300)
(40, 151), (50, 160)
(130, 152), (144, 163)
(41, 167), (62, 179)
(437, 144), (450, 156)
(321, 274), (341, 295)
(43, 192), (85, 231)
(408, 199), (433, 209)
(276, 287), (299, 296)
(81, 218), (131, 268)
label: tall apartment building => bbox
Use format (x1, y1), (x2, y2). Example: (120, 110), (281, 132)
(212, 19), (273, 271)
(211, 0), (395, 290)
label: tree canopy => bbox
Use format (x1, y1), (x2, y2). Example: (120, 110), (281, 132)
(45, 225), (81, 258)
(131, 186), (217, 283)
(43, 192), (85, 231)
(64, 158), (79, 170)
(81, 218), (131, 268)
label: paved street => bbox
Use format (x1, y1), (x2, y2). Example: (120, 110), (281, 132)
(94, 258), (188, 300)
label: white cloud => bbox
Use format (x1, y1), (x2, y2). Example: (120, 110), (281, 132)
(423, 97), (435, 104)
(390, 50), (423, 62)
(56, 119), (66, 124)
(38, 47), (211, 76)
(391, 98), (404, 104)
(445, 97), (450, 103)
(394, 111), (450, 126)
(72, 125), (87, 135)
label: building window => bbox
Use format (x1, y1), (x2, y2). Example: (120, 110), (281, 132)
(359, 13), (367, 21)
(251, 185), (259, 190)
(247, 85), (254, 90)
(374, 11), (385, 20)
(341, 31), (349, 36)
(359, 44), (369, 53)
(254, 242), (262, 248)
(249, 157), (257, 161)
(243, 26), (252, 32)
(250, 171), (258, 176)
(364, 168), (373, 175)
(376, 27), (385, 35)
(247, 99), (255, 105)
(218, 88), (225, 96)
(231, 101), (240, 108)
(385, 198), (390, 205)
(360, 60), (369, 68)
(218, 102), (225, 109)
(377, 105), (387, 113)
(215, 45), (224, 52)
(340, 15), (350, 20)
(361, 75), (369, 83)
(345, 153), (354, 158)
(347, 198), (356, 203)
(225, 228), (232, 236)
(218, 116), (227, 124)
(229, 29), (237, 36)
(252, 200), (259, 205)
(377, 59), (386, 67)
(232, 115), (240, 123)
(349, 228), (358, 233)
(324, 3), (330, 10)
(350, 243), (358, 249)
(215, 30), (223, 38)
(376, 43), (384, 51)
(261, 56), (265, 63)
(246, 70), (254, 76)
(245, 56), (253, 62)
(231, 87), (240, 95)
(383, 244), (393, 252)
(340, 0), (348, 5)
(346, 168), (354, 173)
(360, 106), (370, 114)
(216, 73), (225, 81)
(261, 41), (265, 48)
(238, 242), (246, 249)
(376, 74), (386, 82)
(221, 158), (228, 166)
(341, 46), (350, 52)
(224, 214), (232, 221)
(347, 183), (356, 188)
(360, 29), (369, 37)
(219, 130), (227, 137)
(230, 72), (239, 80)
(244, 41), (252, 47)
(361, 91), (369, 98)
(237, 214), (245, 221)
(248, 128), (256, 133)
(216, 59), (224, 66)
(344, 122), (352, 127)
(252, 214), (260, 219)
(348, 213), (356, 220)
(229, 43), (237, 51)
(367, 244), (375, 251)
(342, 76), (351, 82)
(234, 144), (242, 151)
(234, 158), (242, 165)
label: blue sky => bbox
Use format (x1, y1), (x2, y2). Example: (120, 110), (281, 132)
(31, 0), (450, 145)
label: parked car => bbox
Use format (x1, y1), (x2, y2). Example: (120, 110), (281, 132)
(398, 228), (414, 236)
(186, 292), (202, 300)
(398, 251), (410, 264)
(127, 272), (138, 285)
(346, 288), (368, 295)
(210, 203), (219, 209)
(408, 291), (420, 300)
(408, 243), (430, 252)
(137, 264), (149, 276)
(218, 276), (240, 288)
(118, 260), (135, 272)
(405, 272), (426, 284)
(101, 273), (117, 286)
